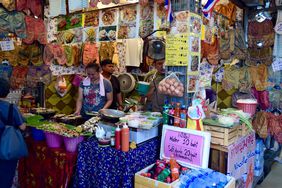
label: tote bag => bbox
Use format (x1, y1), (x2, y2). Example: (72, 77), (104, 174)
(0, 104), (28, 160)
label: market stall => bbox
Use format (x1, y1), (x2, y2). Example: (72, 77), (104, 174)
(0, 0), (281, 188)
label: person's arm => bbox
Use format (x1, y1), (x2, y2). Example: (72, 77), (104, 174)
(117, 92), (123, 110)
(74, 87), (83, 115)
(140, 84), (154, 104)
(13, 105), (26, 131)
(102, 79), (113, 109)
(103, 92), (113, 109)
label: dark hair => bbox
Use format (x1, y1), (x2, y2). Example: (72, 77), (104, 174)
(100, 59), (113, 67)
(85, 62), (100, 72)
(0, 78), (10, 98)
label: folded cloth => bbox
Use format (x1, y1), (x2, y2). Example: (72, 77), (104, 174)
(82, 74), (105, 97)
(99, 74), (105, 97)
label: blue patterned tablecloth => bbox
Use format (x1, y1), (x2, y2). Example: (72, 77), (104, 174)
(72, 137), (160, 188)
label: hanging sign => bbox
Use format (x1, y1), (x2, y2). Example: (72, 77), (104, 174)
(160, 125), (211, 169)
(0, 40), (14, 51)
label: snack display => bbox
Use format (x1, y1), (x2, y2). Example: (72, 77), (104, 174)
(121, 6), (137, 23)
(102, 10), (115, 26)
(84, 11), (99, 27)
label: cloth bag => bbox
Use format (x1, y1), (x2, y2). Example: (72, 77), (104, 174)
(0, 104), (28, 160)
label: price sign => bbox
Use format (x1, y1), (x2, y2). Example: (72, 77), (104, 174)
(160, 125), (211, 168)
(0, 40), (14, 51)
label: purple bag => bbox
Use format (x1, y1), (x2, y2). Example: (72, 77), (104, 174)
(72, 74), (83, 87)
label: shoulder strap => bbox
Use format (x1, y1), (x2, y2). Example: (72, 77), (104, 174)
(7, 104), (13, 125)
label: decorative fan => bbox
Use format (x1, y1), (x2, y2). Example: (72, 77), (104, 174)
(117, 73), (136, 93)
(146, 39), (165, 61)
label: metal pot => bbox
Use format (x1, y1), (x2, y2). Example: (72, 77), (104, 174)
(98, 109), (125, 123)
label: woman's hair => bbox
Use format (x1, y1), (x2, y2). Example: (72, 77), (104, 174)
(85, 61), (100, 72)
(0, 78), (10, 98)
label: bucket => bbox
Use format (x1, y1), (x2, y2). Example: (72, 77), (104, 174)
(237, 101), (257, 117)
(31, 127), (45, 141)
(136, 81), (150, 96)
(63, 136), (84, 152)
(45, 132), (63, 148)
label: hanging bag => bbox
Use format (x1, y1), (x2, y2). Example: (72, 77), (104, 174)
(0, 104), (28, 160)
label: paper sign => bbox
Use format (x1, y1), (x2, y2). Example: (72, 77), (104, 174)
(227, 133), (256, 188)
(160, 125), (211, 169)
(0, 40), (15, 51)
(164, 129), (204, 166)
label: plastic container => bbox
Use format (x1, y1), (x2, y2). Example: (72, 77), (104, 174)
(115, 126), (121, 150)
(63, 136), (84, 152)
(136, 81), (150, 96)
(236, 100), (257, 117)
(121, 124), (129, 152)
(31, 127), (45, 141)
(45, 132), (63, 148)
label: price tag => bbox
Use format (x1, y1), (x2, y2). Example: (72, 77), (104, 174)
(0, 40), (15, 51)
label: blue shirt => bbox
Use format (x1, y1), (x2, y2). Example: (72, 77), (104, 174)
(0, 100), (24, 134)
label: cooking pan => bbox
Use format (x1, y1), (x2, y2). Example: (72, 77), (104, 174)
(98, 109), (125, 123)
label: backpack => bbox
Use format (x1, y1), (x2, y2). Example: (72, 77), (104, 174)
(0, 104), (28, 160)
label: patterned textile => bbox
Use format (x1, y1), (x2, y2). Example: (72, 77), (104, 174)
(116, 41), (126, 73)
(19, 138), (77, 188)
(212, 80), (236, 109)
(10, 66), (29, 90)
(73, 137), (160, 188)
(45, 75), (77, 114)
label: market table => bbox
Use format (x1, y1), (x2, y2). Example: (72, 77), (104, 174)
(18, 137), (77, 188)
(72, 137), (160, 188)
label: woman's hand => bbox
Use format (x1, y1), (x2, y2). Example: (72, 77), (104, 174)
(74, 110), (80, 116)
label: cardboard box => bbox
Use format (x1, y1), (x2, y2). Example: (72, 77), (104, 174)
(135, 164), (179, 188)
(134, 125), (236, 188)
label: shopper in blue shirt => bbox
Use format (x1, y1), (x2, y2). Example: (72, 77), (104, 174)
(0, 78), (26, 188)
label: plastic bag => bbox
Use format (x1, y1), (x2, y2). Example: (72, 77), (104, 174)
(157, 73), (184, 97)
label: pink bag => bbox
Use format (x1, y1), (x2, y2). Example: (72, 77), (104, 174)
(72, 74), (84, 87)
(251, 88), (270, 110)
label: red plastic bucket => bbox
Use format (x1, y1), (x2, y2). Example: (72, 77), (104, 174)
(237, 101), (257, 117)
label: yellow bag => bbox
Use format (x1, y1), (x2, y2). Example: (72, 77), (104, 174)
(187, 117), (203, 131)
(187, 106), (204, 131)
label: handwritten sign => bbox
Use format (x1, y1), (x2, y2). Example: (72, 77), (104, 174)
(164, 130), (204, 166)
(227, 133), (255, 188)
(161, 125), (211, 168)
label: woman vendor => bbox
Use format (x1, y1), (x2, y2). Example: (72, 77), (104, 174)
(74, 63), (113, 119)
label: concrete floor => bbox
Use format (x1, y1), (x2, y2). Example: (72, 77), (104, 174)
(256, 162), (282, 188)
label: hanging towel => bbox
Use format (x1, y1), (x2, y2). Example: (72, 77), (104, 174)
(82, 74), (106, 97)
(125, 38), (143, 67)
(49, 0), (66, 17)
(99, 74), (105, 97)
